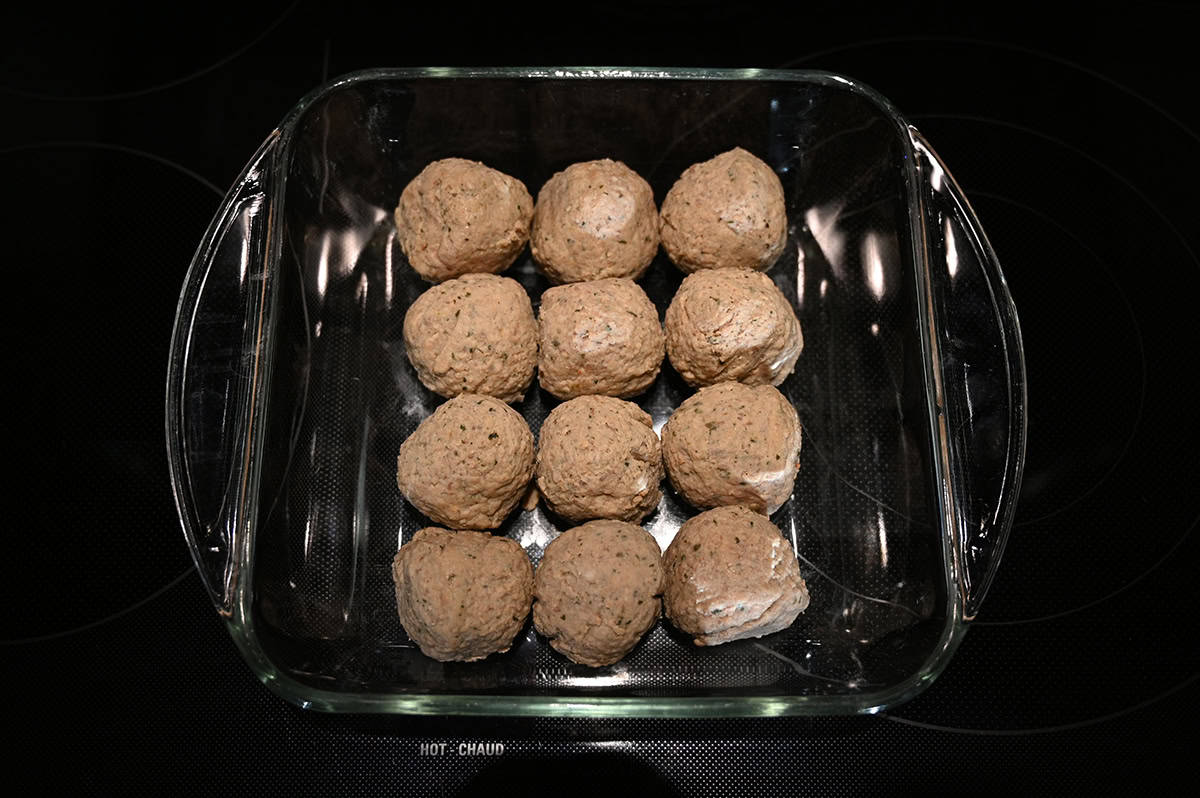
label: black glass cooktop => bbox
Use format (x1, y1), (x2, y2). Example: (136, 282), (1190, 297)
(4, 2), (1196, 791)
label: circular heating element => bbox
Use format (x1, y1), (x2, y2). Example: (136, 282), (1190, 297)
(0, 4), (297, 100)
(2, 144), (220, 641)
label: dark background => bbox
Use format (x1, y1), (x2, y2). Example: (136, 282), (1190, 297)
(3, 1), (1197, 792)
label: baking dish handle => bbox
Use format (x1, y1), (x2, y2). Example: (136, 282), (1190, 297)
(910, 127), (1027, 622)
(166, 132), (278, 616)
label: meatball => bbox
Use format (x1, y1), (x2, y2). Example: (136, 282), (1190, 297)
(661, 382), (802, 515)
(662, 505), (809, 646)
(402, 273), (538, 403)
(394, 158), (533, 282)
(536, 396), (663, 523)
(659, 147), (788, 273)
(392, 527), (533, 662)
(396, 394), (535, 530)
(531, 159), (659, 283)
(664, 267), (803, 387)
(537, 278), (665, 399)
(533, 520), (664, 666)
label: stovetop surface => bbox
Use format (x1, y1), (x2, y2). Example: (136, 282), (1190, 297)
(4, 2), (1196, 791)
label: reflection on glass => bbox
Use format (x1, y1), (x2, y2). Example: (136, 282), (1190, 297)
(919, 138), (946, 192)
(384, 229), (395, 303)
(302, 515), (315, 561)
(238, 207), (254, 285)
(316, 231), (330, 297)
(518, 507), (556, 551)
(309, 202), (389, 305)
(795, 238), (806, 307)
(565, 669), (631, 688)
(944, 218), (958, 279)
(876, 508), (889, 569)
(804, 203), (845, 277)
(863, 231), (886, 301)
(646, 496), (686, 552)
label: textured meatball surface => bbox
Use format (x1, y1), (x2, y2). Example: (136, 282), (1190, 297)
(403, 273), (538, 403)
(662, 506), (809, 646)
(536, 395), (663, 523)
(392, 527), (533, 661)
(531, 159), (659, 283)
(394, 158), (533, 282)
(537, 278), (665, 399)
(665, 267), (803, 387)
(659, 147), (787, 273)
(661, 382), (802, 515)
(396, 394), (535, 530)
(533, 520), (664, 666)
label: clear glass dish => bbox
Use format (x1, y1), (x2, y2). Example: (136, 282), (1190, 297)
(166, 67), (1026, 716)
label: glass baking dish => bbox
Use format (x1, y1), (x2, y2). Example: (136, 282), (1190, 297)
(166, 67), (1025, 716)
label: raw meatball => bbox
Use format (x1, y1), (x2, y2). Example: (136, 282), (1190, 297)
(533, 520), (664, 666)
(659, 147), (788, 273)
(394, 158), (533, 282)
(536, 396), (663, 523)
(664, 267), (802, 387)
(531, 159), (659, 283)
(661, 382), (802, 515)
(537, 278), (664, 399)
(396, 394), (534, 530)
(392, 527), (533, 662)
(403, 273), (538, 403)
(662, 505), (809, 646)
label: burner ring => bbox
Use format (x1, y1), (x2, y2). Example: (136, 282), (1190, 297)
(2, 142), (221, 643)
